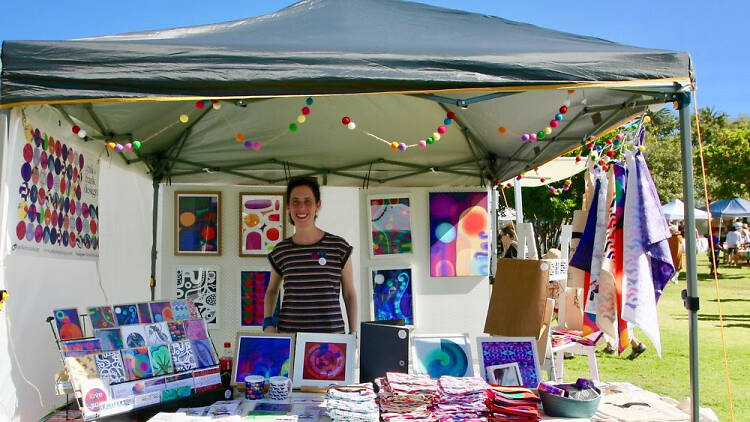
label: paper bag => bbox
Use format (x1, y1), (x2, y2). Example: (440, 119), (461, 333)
(484, 258), (550, 337)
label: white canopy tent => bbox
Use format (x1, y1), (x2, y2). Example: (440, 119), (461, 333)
(663, 199), (710, 220)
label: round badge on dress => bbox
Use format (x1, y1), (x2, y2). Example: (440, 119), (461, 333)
(318, 257), (327, 266)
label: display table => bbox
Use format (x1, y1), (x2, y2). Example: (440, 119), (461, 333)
(144, 383), (695, 422)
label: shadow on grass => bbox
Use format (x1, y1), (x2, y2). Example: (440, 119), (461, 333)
(722, 323), (750, 329)
(708, 298), (750, 303)
(672, 313), (750, 322)
(697, 274), (743, 281)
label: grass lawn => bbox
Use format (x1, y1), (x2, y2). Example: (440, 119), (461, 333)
(563, 254), (749, 422)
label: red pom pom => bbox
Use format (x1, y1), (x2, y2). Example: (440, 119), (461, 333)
(195, 101), (205, 109)
(575, 156), (582, 162)
(606, 150), (616, 158)
(540, 177), (546, 183)
(342, 116), (351, 125)
(559, 105), (568, 114)
(446, 111), (456, 119)
(302, 106), (311, 115)
(71, 125), (80, 134)
(210, 99), (218, 104)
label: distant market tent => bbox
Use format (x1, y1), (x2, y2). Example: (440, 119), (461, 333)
(699, 197), (750, 217)
(662, 199), (710, 220)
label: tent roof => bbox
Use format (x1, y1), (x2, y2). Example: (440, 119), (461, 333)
(699, 197), (750, 218)
(0, 0), (694, 187)
(662, 199), (710, 221)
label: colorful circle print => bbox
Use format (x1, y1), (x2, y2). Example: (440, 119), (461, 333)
(303, 342), (347, 381)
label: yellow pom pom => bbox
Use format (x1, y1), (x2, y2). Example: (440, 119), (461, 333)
(638, 145), (646, 152)
(643, 115), (651, 124)
(432, 132), (441, 141)
(297, 115), (306, 124)
(544, 127), (552, 135)
(179, 114), (189, 123)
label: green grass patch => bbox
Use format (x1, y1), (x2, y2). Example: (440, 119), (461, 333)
(562, 255), (749, 421)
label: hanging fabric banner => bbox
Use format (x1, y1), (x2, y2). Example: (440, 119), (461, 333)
(7, 108), (100, 260)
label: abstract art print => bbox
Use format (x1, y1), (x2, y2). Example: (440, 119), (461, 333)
(171, 300), (190, 320)
(88, 306), (116, 329)
(61, 339), (102, 357)
(120, 325), (148, 348)
(121, 347), (153, 380)
(170, 341), (198, 372)
(369, 267), (414, 325)
(428, 191), (489, 277)
(191, 339), (217, 368)
(412, 333), (473, 378)
(174, 191), (221, 256)
(184, 319), (208, 341)
(292, 333), (355, 388)
(240, 271), (279, 326)
(64, 354), (98, 390)
(176, 266), (219, 327)
(113, 304), (139, 326)
(486, 363), (523, 386)
(95, 328), (123, 351)
(146, 322), (171, 346)
(239, 193), (285, 256)
(53, 308), (84, 340)
(167, 321), (186, 341)
(149, 345), (175, 376)
(137, 303), (152, 323)
(95, 351), (127, 384)
(368, 195), (413, 257)
(149, 301), (174, 322)
(476, 337), (542, 389)
(232, 332), (294, 386)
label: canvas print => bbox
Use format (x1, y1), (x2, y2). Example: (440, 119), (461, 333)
(232, 333), (294, 386)
(113, 304), (139, 326)
(190, 339), (217, 368)
(476, 337), (542, 389)
(370, 267), (414, 325)
(120, 325), (148, 348)
(368, 195), (413, 257)
(150, 345), (175, 375)
(175, 191), (221, 256)
(64, 354), (98, 390)
(168, 321), (186, 341)
(170, 341), (198, 372)
(486, 363), (523, 386)
(412, 334), (474, 378)
(176, 266), (219, 327)
(240, 193), (285, 256)
(149, 301), (174, 322)
(184, 319), (208, 341)
(240, 270), (279, 326)
(171, 300), (190, 320)
(87, 306), (116, 329)
(137, 303), (153, 323)
(428, 191), (489, 277)
(95, 351), (127, 384)
(53, 308), (84, 340)
(292, 333), (355, 388)
(121, 347), (153, 380)
(95, 328), (123, 351)
(146, 322), (172, 346)
(62, 338), (102, 358)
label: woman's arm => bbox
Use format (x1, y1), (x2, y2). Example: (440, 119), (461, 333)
(340, 256), (358, 334)
(263, 268), (283, 333)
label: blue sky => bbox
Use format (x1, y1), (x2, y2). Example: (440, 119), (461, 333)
(1, 0), (747, 117)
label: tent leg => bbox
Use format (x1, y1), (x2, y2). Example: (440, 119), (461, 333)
(149, 179), (160, 300)
(678, 91), (699, 422)
(514, 178), (524, 225)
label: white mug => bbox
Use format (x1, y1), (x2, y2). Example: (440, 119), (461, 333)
(268, 376), (291, 400)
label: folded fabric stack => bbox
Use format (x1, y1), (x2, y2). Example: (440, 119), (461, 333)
(433, 376), (490, 422)
(486, 386), (541, 422)
(376, 372), (439, 421)
(551, 328), (603, 348)
(323, 383), (380, 422)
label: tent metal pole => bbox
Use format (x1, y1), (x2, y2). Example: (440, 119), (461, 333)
(149, 178), (160, 301)
(677, 91), (700, 422)
(514, 178), (523, 225)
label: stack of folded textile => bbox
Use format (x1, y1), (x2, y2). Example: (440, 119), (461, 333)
(486, 386), (541, 422)
(376, 372), (439, 421)
(323, 383), (380, 422)
(432, 376), (490, 422)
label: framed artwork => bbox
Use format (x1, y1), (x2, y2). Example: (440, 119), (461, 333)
(428, 191), (489, 277)
(476, 337), (542, 388)
(53, 308), (84, 340)
(292, 333), (355, 388)
(486, 363), (523, 386)
(240, 270), (280, 326)
(239, 193), (285, 256)
(174, 191), (221, 256)
(367, 194), (413, 258)
(113, 304), (139, 326)
(232, 332), (295, 386)
(369, 267), (414, 325)
(176, 266), (220, 328)
(412, 333), (473, 378)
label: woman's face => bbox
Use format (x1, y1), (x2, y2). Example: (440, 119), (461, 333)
(289, 185), (320, 227)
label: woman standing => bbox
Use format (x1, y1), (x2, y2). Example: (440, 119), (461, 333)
(262, 177), (358, 334)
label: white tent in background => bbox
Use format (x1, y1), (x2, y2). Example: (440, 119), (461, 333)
(662, 199), (710, 221)
(501, 157), (587, 188)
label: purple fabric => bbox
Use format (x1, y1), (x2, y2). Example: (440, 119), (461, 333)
(569, 180), (601, 272)
(634, 152), (675, 300)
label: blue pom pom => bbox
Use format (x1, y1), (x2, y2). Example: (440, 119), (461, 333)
(444, 118), (452, 125)
(306, 97), (314, 105)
